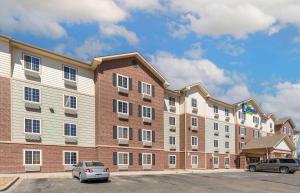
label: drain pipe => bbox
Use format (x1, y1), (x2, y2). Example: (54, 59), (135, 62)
(184, 92), (187, 169)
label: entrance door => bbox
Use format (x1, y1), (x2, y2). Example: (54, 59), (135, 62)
(224, 157), (230, 169)
(213, 156), (219, 169)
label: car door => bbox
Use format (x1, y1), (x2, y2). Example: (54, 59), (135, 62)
(267, 159), (277, 171)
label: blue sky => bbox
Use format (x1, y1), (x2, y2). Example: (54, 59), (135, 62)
(1, 1), (300, 147)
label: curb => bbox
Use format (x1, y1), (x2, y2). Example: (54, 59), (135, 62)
(0, 177), (19, 192)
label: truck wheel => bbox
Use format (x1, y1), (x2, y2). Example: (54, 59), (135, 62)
(280, 167), (289, 174)
(249, 166), (256, 172)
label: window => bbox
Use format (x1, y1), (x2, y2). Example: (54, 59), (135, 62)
(213, 105), (218, 113)
(169, 136), (176, 145)
(118, 126), (129, 139)
(191, 136), (198, 146)
(169, 155), (176, 165)
(64, 66), (77, 81)
(142, 129), (152, 142)
(191, 98), (197, 108)
(142, 82), (152, 96)
(24, 149), (41, 165)
(64, 95), (77, 109)
(270, 123), (273, 129)
(240, 127), (246, 135)
(239, 111), (246, 120)
(240, 142), (245, 149)
(191, 155), (198, 165)
(225, 141), (229, 148)
(117, 100), (128, 114)
(117, 74), (128, 89)
(24, 118), (41, 134)
(142, 106), (152, 119)
(279, 159), (296, 164)
(268, 159), (277, 164)
(191, 117), (198, 127)
(225, 125), (229, 133)
(253, 116), (259, 124)
(253, 130), (259, 139)
(24, 87), (40, 103)
(214, 122), (218, 130)
(64, 123), (77, 137)
(214, 140), (218, 147)
(225, 109), (229, 116)
(64, 151), (77, 165)
(118, 152), (129, 165)
(142, 153), (152, 165)
(169, 117), (176, 126)
(169, 97), (175, 106)
(24, 54), (40, 72)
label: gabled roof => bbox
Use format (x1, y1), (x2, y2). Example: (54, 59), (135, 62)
(275, 117), (296, 128)
(233, 98), (266, 117)
(92, 52), (170, 88)
(243, 134), (296, 151)
(175, 82), (210, 97)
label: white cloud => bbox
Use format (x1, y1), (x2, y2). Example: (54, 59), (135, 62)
(217, 39), (245, 56)
(100, 24), (139, 45)
(219, 84), (251, 103)
(184, 43), (203, 59)
(53, 43), (66, 55)
(116, 0), (162, 11)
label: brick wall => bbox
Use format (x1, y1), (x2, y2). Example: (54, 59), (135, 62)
(0, 76), (11, 141)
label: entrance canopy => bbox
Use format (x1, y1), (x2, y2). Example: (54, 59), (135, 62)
(242, 134), (296, 155)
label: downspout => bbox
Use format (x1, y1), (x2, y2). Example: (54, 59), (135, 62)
(184, 92), (187, 170)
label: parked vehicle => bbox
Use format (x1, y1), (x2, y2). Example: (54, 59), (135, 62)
(72, 161), (110, 183)
(248, 158), (298, 174)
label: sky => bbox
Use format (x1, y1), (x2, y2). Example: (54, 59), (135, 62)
(1, 0), (300, 146)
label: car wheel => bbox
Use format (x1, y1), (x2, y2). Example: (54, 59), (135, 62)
(103, 178), (109, 182)
(280, 167), (289, 174)
(79, 173), (84, 183)
(249, 166), (256, 172)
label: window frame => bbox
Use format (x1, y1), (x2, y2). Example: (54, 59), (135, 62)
(142, 129), (152, 142)
(225, 109), (229, 116)
(213, 105), (218, 113)
(169, 96), (176, 107)
(117, 152), (129, 166)
(23, 53), (41, 73)
(24, 86), (41, 104)
(225, 125), (229, 133)
(191, 98), (197, 108)
(142, 153), (152, 166)
(214, 122), (219, 130)
(23, 149), (42, 166)
(141, 81), (152, 96)
(214, 140), (219, 148)
(63, 65), (77, 82)
(191, 116), (198, 127)
(169, 136), (176, 145)
(169, 155), (176, 165)
(117, 126), (129, 140)
(142, 105), (152, 119)
(63, 151), (78, 165)
(24, 118), (42, 135)
(63, 123), (77, 137)
(240, 142), (245, 149)
(191, 136), (198, 146)
(63, 95), (77, 110)
(169, 116), (176, 126)
(191, 155), (198, 165)
(240, 127), (246, 135)
(117, 100), (129, 115)
(117, 74), (129, 90)
(225, 141), (230, 149)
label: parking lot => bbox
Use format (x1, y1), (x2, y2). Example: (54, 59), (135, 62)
(7, 172), (300, 193)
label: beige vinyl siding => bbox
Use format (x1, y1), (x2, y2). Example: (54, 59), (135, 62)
(164, 112), (180, 151)
(205, 118), (235, 154)
(12, 48), (94, 95)
(12, 80), (95, 146)
(0, 40), (11, 77)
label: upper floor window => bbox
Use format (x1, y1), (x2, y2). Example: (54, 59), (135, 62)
(24, 149), (41, 165)
(118, 100), (129, 114)
(64, 95), (77, 109)
(191, 98), (197, 108)
(225, 125), (229, 133)
(213, 105), (218, 113)
(225, 141), (229, 148)
(64, 123), (77, 137)
(169, 136), (176, 145)
(214, 122), (218, 130)
(24, 87), (40, 103)
(191, 117), (198, 127)
(142, 106), (152, 119)
(64, 66), (77, 81)
(169, 97), (176, 106)
(64, 151), (77, 165)
(24, 54), (40, 72)
(117, 74), (129, 89)
(214, 140), (218, 147)
(169, 116), (176, 126)
(118, 126), (129, 139)
(239, 111), (246, 120)
(240, 142), (245, 149)
(142, 129), (152, 142)
(225, 109), (229, 116)
(191, 136), (198, 146)
(253, 116), (259, 124)
(25, 118), (41, 134)
(270, 123), (273, 129)
(142, 82), (152, 96)
(240, 127), (246, 135)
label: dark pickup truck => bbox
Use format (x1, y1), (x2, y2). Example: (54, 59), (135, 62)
(248, 158), (298, 174)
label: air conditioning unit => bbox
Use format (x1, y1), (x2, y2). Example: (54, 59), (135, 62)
(214, 113), (219, 119)
(225, 116), (230, 121)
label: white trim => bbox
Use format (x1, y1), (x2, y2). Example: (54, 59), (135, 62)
(169, 116), (176, 126)
(23, 86), (41, 104)
(224, 156), (230, 168)
(117, 100), (129, 115)
(63, 123), (78, 137)
(191, 155), (198, 165)
(142, 105), (152, 119)
(63, 94), (77, 110)
(117, 152), (129, 166)
(142, 129), (152, 142)
(191, 98), (197, 108)
(212, 155), (219, 168)
(23, 149), (42, 166)
(142, 153), (152, 165)
(62, 64), (78, 82)
(117, 126), (129, 140)
(23, 117), (42, 135)
(116, 73), (129, 90)
(22, 53), (41, 73)
(141, 81), (152, 96)
(191, 136), (198, 146)
(63, 151), (79, 165)
(169, 135), (176, 145)
(191, 116), (198, 127)
(168, 155), (176, 165)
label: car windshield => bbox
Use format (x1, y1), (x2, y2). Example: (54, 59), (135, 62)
(85, 162), (104, 167)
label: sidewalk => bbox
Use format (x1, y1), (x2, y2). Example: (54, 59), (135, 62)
(0, 169), (245, 179)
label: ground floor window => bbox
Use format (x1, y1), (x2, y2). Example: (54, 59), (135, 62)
(169, 155), (176, 165)
(191, 155), (198, 165)
(64, 151), (78, 165)
(224, 157), (230, 165)
(142, 153), (152, 165)
(24, 149), (41, 165)
(118, 152), (129, 165)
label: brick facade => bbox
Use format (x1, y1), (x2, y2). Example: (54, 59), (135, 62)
(0, 76), (11, 141)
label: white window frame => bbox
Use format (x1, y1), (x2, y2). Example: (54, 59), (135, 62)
(225, 141), (230, 149)
(141, 81), (152, 96)
(24, 86), (41, 104)
(214, 140), (219, 147)
(23, 149), (42, 166)
(142, 153), (152, 166)
(117, 100), (129, 115)
(213, 105), (218, 113)
(63, 151), (78, 165)
(117, 74), (129, 90)
(169, 155), (176, 165)
(117, 152), (129, 166)
(63, 123), (77, 137)
(191, 155), (198, 165)
(240, 127), (246, 136)
(191, 136), (198, 146)
(225, 125), (229, 133)
(191, 116), (198, 127)
(117, 126), (129, 140)
(240, 142), (245, 149)
(225, 109), (229, 116)
(63, 95), (77, 110)
(169, 136), (176, 145)
(191, 98), (197, 108)
(142, 129), (152, 142)
(169, 116), (176, 126)
(169, 97), (176, 106)
(214, 122), (218, 130)
(63, 65), (77, 82)
(142, 105), (152, 119)
(23, 53), (41, 73)
(24, 118), (42, 135)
